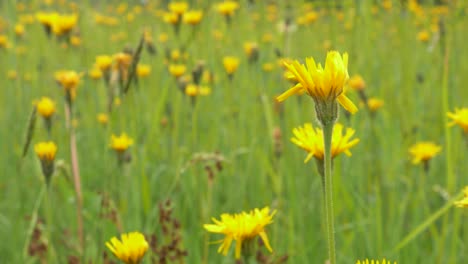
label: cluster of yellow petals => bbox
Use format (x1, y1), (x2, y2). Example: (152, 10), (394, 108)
(35, 97), (56, 118)
(216, 1), (240, 17)
(291, 123), (360, 162)
(34, 141), (58, 161)
(168, 2), (189, 15)
(367, 98), (384, 112)
(447, 108), (468, 133)
(97, 113), (109, 125)
(348, 74), (366, 91)
(55, 70), (82, 100)
(168, 64), (187, 78)
(105, 232), (149, 264)
(136, 64), (151, 78)
(183, 10), (203, 25)
(185, 84), (211, 97)
(454, 186), (468, 208)
(356, 259), (397, 264)
(36, 12), (78, 36)
(110, 133), (134, 152)
(95, 55), (113, 71)
(222, 56), (240, 75)
(277, 51), (358, 114)
(408, 142), (442, 164)
(204, 206), (276, 259)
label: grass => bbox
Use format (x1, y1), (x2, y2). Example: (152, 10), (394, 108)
(0, 0), (467, 263)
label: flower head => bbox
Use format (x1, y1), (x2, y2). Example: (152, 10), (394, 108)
(35, 97), (56, 118)
(204, 206), (276, 259)
(35, 141), (57, 162)
(106, 232), (149, 264)
(168, 2), (189, 15)
(110, 133), (134, 152)
(216, 1), (240, 17)
(367, 98), (384, 112)
(95, 55), (113, 71)
(185, 84), (211, 97)
(168, 64), (187, 78)
(277, 51), (358, 114)
(356, 259), (397, 264)
(97, 113), (109, 125)
(291, 123), (360, 162)
(447, 108), (468, 133)
(136, 64), (151, 78)
(409, 142), (442, 165)
(348, 75), (366, 91)
(223, 56), (240, 76)
(183, 10), (203, 25)
(55, 70), (82, 101)
(454, 186), (468, 208)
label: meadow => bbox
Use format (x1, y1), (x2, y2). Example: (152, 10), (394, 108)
(0, 0), (467, 263)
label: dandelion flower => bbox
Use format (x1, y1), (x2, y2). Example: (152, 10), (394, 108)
(276, 51), (358, 115)
(95, 55), (113, 72)
(216, 1), (240, 17)
(222, 56), (240, 77)
(417, 30), (430, 42)
(106, 232), (149, 264)
(183, 10), (203, 25)
(291, 123), (360, 163)
(185, 84), (211, 97)
(356, 259), (397, 264)
(204, 206), (276, 259)
(110, 133), (134, 152)
(447, 108), (468, 133)
(408, 142), (441, 165)
(35, 141), (57, 181)
(168, 2), (189, 15)
(35, 97), (56, 118)
(168, 64), (186, 78)
(55, 70), (82, 101)
(136, 64), (151, 78)
(454, 186), (468, 208)
(97, 113), (109, 125)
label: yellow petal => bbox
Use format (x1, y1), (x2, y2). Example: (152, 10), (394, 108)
(337, 94), (358, 114)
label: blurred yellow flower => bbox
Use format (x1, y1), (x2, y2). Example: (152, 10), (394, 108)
(222, 56), (240, 76)
(106, 232), (149, 264)
(163, 12), (179, 24)
(356, 259), (397, 264)
(7, 70), (18, 80)
(15, 24), (25, 37)
(367, 98), (384, 112)
(185, 84), (211, 96)
(168, 64), (186, 78)
(158, 33), (169, 43)
(96, 55), (113, 71)
(97, 113), (109, 125)
(89, 67), (103, 80)
(348, 75), (366, 91)
(183, 10), (203, 25)
(262, 63), (274, 72)
(204, 206), (276, 259)
(277, 51), (358, 114)
(243, 42), (258, 57)
(409, 142), (442, 165)
(0, 35), (11, 49)
(50, 13), (78, 36)
(34, 141), (57, 162)
(454, 186), (468, 208)
(417, 30), (430, 42)
(216, 1), (240, 17)
(447, 108), (468, 133)
(137, 64), (151, 78)
(291, 123), (360, 162)
(110, 133), (134, 152)
(168, 2), (189, 15)
(35, 97), (56, 118)
(70, 35), (81, 46)
(113, 52), (132, 70)
(55, 70), (82, 100)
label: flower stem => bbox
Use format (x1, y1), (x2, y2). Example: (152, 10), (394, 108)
(23, 183), (46, 259)
(322, 122), (336, 264)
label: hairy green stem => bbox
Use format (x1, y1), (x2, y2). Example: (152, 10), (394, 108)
(322, 122), (336, 264)
(23, 184), (46, 260)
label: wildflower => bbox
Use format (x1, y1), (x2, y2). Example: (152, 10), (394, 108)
(88, 67), (103, 80)
(262, 63), (274, 72)
(163, 12), (179, 25)
(223, 56), (240, 78)
(35, 97), (56, 118)
(106, 232), (149, 264)
(348, 75), (366, 91)
(276, 51), (358, 123)
(113, 52), (132, 70)
(168, 2), (189, 15)
(447, 108), (468, 133)
(34, 141), (57, 182)
(70, 35), (81, 46)
(97, 113), (109, 125)
(185, 84), (211, 96)
(54, 70), (82, 102)
(15, 24), (25, 37)
(183, 10), (203, 25)
(158, 33), (169, 43)
(244, 42), (259, 63)
(110, 133), (134, 152)
(0, 34), (11, 49)
(95, 55), (113, 72)
(216, 1), (240, 17)
(168, 64), (186, 78)
(204, 206), (276, 259)
(454, 186), (468, 208)
(136, 64), (151, 78)
(7, 70), (18, 80)
(409, 142), (441, 165)
(51, 14), (78, 37)
(356, 259), (397, 264)
(417, 30), (430, 42)
(291, 123), (360, 163)
(367, 98), (384, 112)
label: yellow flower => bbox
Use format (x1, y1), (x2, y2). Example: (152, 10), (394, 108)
(291, 123), (360, 162)
(106, 232), (149, 264)
(243, 42), (258, 57)
(367, 98), (384, 112)
(454, 186), (468, 208)
(70, 35), (81, 46)
(408, 142), (442, 164)
(348, 75), (366, 91)
(97, 113), (109, 125)
(356, 259), (397, 264)
(183, 10), (203, 25)
(417, 30), (430, 42)
(136, 64), (151, 78)
(89, 67), (103, 80)
(55, 70), (82, 100)
(168, 64), (186, 78)
(7, 70), (18, 80)
(204, 206), (276, 259)
(95, 55), (113, 71)
(447, 108), (468, 133)
(0, 35), (11, 49)
(158, 33), (169, 43)
(34, 141), (57, 162)
(15, 24), (25, 37)
(35, 97), (56, 118)
(51, 14), (78, 36)
(168, 2), (189, 15)
(113, 52), (132, 70)
(110, 133), (134, 152)
(163, 12), (179, 25)
(223, 56), (240, 76)
(185, 84), (211, 97)
(262, 63), (274, 72)
(216, 1), (240, 17)
(277, 51), (358, 114)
